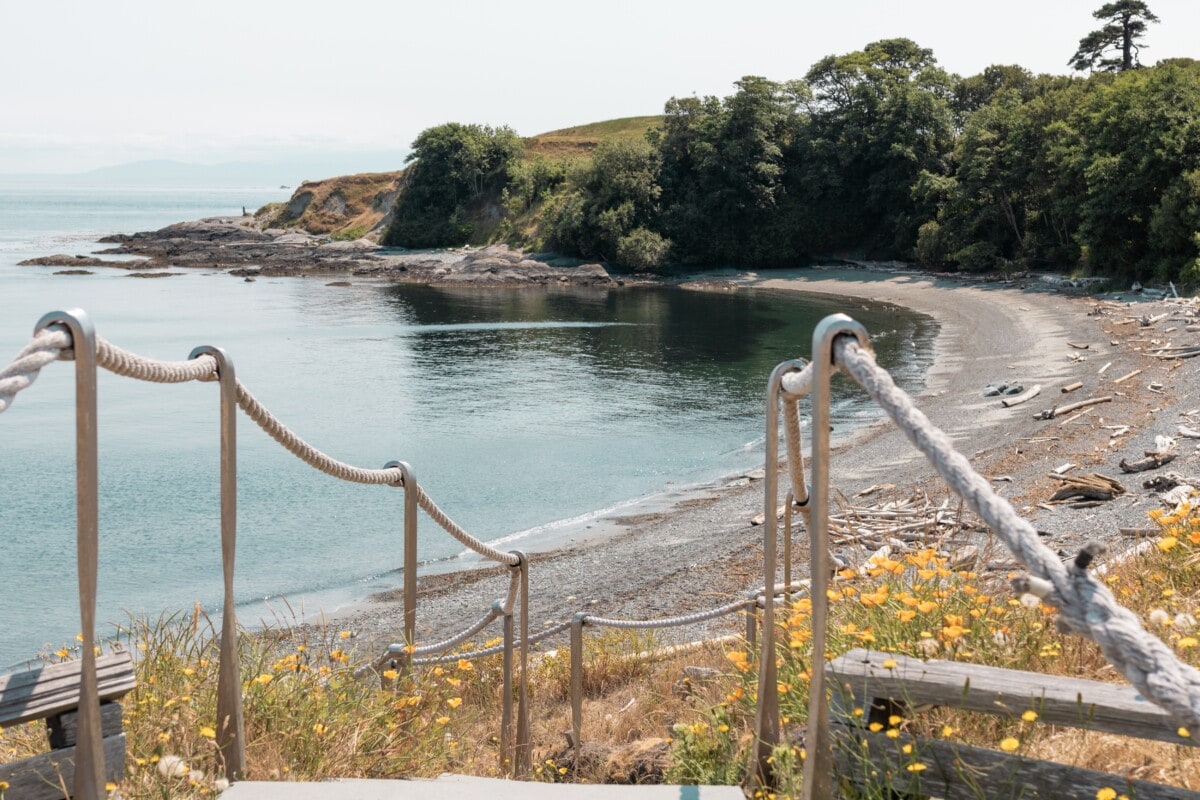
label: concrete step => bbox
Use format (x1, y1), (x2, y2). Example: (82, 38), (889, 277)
(221, 774), (745, 800)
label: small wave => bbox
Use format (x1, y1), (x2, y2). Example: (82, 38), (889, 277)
(403, 321), (639, 334)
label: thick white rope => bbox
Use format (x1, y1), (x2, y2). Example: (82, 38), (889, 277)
(0, 328), (72, 413)
(0, 326), (518, 566)
(834, 337), (1200, 733)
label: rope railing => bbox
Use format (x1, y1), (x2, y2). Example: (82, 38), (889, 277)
(16, 308), (1194, 796)
(758, 315), (1200, 800)
(832, 336), (1200, 731)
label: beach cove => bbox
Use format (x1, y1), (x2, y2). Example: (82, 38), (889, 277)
(335, 267), (1200, 659)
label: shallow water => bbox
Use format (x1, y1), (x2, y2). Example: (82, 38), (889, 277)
(0, 186), (935, 662)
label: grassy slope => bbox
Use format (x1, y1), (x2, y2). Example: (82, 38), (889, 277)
(524, 115), (663, 160)
(265, 116), (664, 244)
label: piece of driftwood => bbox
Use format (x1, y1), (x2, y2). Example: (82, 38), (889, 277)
(1179, 425), (1200, 439)
(1060, 381), (1083, 393)
(1033, 395), (1112, 420)
(1120, 450), (1178, 473)
(1112, 368), (1143, 385)
(1067, 342), (1090, 350)
(1047, 472), (1125, 503)
(1140, 312), (1170, 326)
(1098, 361), (1112, 374)
(1000, 384), (1041, 408)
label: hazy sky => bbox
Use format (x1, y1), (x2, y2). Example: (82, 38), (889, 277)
(3, 0), (1197, 173)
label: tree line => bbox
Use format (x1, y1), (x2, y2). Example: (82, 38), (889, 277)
(386, 3), (1200, 284)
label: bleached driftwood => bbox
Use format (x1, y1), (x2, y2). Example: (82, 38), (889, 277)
(1033, 396), (1112, 421)
(1000, 385), (1041, 408)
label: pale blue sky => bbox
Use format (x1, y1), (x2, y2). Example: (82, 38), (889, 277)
(3, 0), (1197, 174)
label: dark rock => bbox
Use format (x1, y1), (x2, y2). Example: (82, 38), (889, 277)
(19, 254), (112, 267)
(52, 269), (94, 276)
(127, 272), (179, 278)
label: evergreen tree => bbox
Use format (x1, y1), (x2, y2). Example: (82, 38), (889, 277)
(1069, 1), (1160, 73)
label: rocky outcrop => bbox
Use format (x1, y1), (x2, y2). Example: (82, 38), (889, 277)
(264, 171), (404, 238)
(19, 254), (121, 267)
(98, 217), (615, 287)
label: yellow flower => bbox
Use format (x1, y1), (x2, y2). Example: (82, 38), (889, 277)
(916, 601), (937, 614)
(906, 763), (926, 772)
(55, 648), (70, 659)
(868, 722), (883, 732)
(382, 669), (399, 681)
(1179, 727), (1192, 738)
(457, 658), (474, 671)
(999, 737), (1020, 752)
(882, 659), (897, 669)
(1021, 710), (1038, 722)
(447, 697), (463, 709)
(105, 782), (117, 792)
(897, 610), (917, 623)
(182, 667), (195, 676)
(1178, 637), (1198, 649)
(199, 726), (216, 739)
(1096, 789), (1117, 800)
(0, 780), (9, 790)
(885, 728), (900, 739)
(941, 725), (954, 737)
(436, 716), (450, 725)
(338, 630), (352, 639)
(1158, 536), (1179, 552)
(253, 674), (273, 685)
(313, 723), (327, 736)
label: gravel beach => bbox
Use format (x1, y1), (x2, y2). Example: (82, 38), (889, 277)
(326, 268), (1200, 658)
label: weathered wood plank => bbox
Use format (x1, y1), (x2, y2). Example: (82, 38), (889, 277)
(831, 727), (1200, 800)
(828, 649), (1197, 749)
(47, 702), (123, 749)
(0, 733), (125, 800)
(0, 653), (135, 728)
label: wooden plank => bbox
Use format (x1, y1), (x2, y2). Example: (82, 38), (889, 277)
(47, 701), (123, 749)
(0, 733), (125, 800)
(831, 727), (1200, 800)
(828, 649), (1197, 749)
(0, 652), (135, 728)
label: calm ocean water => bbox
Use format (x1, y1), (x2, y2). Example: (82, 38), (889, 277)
(0, 184), (935, 662)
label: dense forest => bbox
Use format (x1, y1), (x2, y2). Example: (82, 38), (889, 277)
(384, 2), (1200, 284)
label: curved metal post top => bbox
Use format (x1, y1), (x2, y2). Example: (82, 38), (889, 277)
(801, 314), (870, 800)
(34, 310), (105, 800)
(189, 345), (246, 781)
(385, 460), (419, 671)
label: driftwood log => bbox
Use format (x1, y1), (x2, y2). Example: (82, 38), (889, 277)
(1001, 384), (1041, 408)
(1047, 473), (1126, 504)
(1033, 396), (1112, 421)
(1120, 450), (1178, 473)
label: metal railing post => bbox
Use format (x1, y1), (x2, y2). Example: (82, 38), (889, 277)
(385, 460), (418, 668)
(569, 612), (587, 769)
(753, 359), (805, 785)
(801, 314), (870, 800)
(512, 550), (531, 776)
(36, 310), (103, 800)
(497, 599), (514, 774)
(189, 346), (246, 780)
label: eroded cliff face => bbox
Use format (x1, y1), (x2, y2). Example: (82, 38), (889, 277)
(263, 171), (404, 239)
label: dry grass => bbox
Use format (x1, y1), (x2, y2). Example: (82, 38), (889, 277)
(525, 116), (663, 161)
(5, 499), (1197, 798)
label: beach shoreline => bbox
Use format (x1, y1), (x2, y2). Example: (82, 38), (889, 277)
(323, 267), (1199, 657)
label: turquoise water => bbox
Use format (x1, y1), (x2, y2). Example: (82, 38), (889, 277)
(0, 186), (935, 662)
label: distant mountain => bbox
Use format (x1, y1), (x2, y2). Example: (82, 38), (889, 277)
(0, 151), (411, 188)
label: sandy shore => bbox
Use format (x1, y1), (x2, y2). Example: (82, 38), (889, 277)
(326, 268), (1200, 656)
